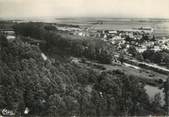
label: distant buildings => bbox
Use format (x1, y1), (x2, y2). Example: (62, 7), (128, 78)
(55, 25), (169, 52)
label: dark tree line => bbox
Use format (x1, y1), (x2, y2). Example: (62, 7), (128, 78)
(13, 22), (114, 64)
(142, 49), (169, 68)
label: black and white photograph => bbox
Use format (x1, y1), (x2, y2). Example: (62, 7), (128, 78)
(0, 0), (169, 116)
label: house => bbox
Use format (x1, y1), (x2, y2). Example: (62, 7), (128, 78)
(153, 46), (161, 51)
(137, 45), (147, 53)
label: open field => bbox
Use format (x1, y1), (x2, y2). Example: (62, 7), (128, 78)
(81, 59), (168, 84)
(53, 18), (169, 37)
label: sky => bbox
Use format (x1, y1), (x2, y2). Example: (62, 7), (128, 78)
(0, 0), (169, 19)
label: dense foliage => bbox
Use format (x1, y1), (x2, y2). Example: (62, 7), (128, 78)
(0, 35), (166, 116)
(163, 77), (169, 114)
(142, 49), (169, 68)
(14, 22), (114, 64)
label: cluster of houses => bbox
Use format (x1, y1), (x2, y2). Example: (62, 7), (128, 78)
(135, 36), (169, 53)
(52, 25), (169, 54)
(156, 37), (169, 49)
(94, 27), (155, 52)
(95, 27), (169, 53)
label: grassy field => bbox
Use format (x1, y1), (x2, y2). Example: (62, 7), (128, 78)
(80, 59), (168, 86)
(103, 63), (168, 81)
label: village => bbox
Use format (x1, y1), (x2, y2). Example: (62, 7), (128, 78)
(1, 0), (169, 116)
(0, 20), (169, 116)
(2, 20), (169, 54)
(46, 24), (169, 80)
(1, 22), (169, 80)
(53, 24), (169, 53)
